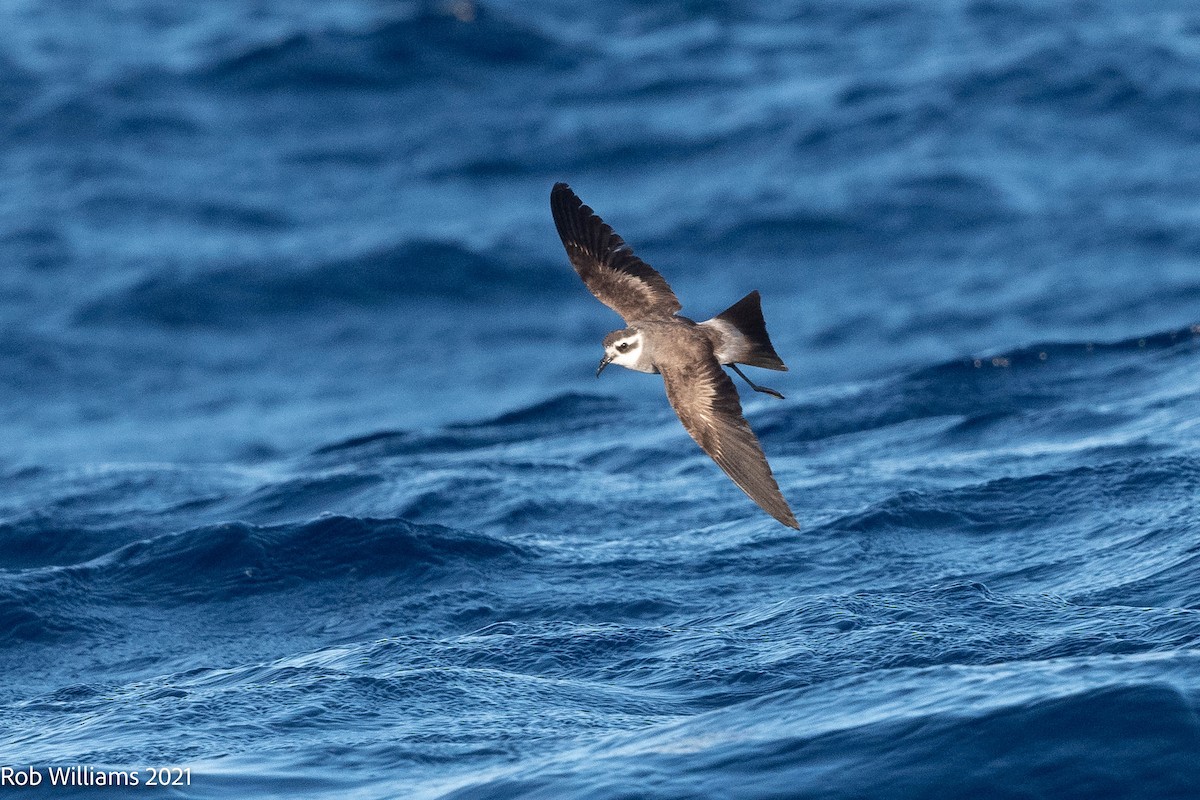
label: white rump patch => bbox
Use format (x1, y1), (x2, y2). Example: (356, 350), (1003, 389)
(699, 318), (746, 365)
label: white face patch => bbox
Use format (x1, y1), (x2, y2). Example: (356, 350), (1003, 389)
(605, 332), (643, 369)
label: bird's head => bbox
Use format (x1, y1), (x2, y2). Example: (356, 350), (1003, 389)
(597, 328), (643, 376)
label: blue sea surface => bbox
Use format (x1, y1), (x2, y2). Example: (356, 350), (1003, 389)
(2, 1), (1200, 797)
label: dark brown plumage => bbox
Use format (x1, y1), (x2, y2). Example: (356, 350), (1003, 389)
(551, 183), (681, 323)
(658, 329), (799, 529)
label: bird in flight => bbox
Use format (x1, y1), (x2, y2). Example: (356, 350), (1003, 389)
(550, 182), (798, 529)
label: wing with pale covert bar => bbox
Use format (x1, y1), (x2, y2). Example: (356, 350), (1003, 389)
(661, 352), (799, 529)
(551, 183), (681, 324)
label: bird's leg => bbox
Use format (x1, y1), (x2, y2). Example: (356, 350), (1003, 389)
(729, 364), (785, 400)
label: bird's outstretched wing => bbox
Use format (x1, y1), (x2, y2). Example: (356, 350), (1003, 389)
(661, 352), (799, 529)
(551, 182), (681, 323)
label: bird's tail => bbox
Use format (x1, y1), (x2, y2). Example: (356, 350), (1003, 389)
(710, 291), (787, 371)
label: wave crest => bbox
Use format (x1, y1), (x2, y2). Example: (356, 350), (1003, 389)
(97, 515), (528, 602)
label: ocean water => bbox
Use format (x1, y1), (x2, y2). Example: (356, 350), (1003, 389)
(3, 0), (1200, 797)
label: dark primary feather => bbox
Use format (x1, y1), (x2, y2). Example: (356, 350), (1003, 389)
(551, 183), (681, 323)
(661, 352), (799, 529)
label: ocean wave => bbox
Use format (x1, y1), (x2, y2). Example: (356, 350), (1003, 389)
(4, 81), (204, 147)
(1, 516), (527, 615)
(0, 329), (75, 389)
(74, 191), (290, 230)
(707, 170), (1018, 256)
(837, 456), (1200, 537)
(204, 5), (577, 92)
(75, 240), (568, 327)
(0, 599), (69, 645)
(949, 31), (1200, 132)
(0, 519), (145, 571)
(441, 653), (1200, 799)
(457, 393), (624, 430)
(109, 515), (527, 601)
(0, 223), (73, 272)
(0, 581), (109, 645)
(232, 472), (387, 521)
(0, 52), (35, 119)
(757, 324), (1200, 445)
(313, 393), (624, 459)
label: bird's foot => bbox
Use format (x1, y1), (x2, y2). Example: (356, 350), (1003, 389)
(729, 364), (785, 400)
